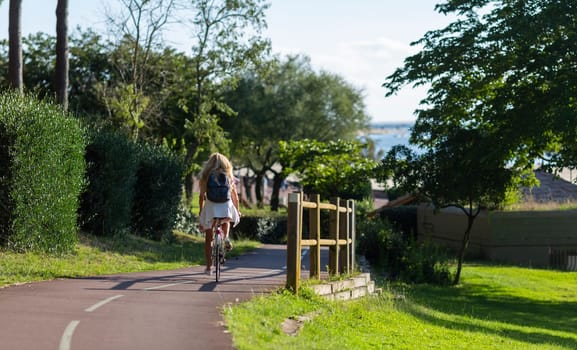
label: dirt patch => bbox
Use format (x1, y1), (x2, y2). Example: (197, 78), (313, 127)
(281, 311), (321, 336)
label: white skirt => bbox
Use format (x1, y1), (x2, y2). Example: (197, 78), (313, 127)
(199, 199), (240, 231)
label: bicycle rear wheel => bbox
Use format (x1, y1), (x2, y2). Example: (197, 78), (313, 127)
(214, 233), (221, 282)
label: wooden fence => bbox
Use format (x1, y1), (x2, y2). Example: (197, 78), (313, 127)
(286, 193), (356, 291)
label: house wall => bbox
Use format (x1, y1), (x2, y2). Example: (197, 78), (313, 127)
(417, 204), (577, 268)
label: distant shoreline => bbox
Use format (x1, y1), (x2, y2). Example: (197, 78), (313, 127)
(360, 123), (412, 136)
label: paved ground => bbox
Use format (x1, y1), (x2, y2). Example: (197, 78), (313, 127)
(0, 244), (295, 350)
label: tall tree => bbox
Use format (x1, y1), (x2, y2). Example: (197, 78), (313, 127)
(383, 0), (577, 175)
(8, 0), (23, 93)
(176, 0), (271, 204)
(55, 0), (69, 111)
(223, 55), (370, 209)
(379, 0), (577, 283)
(103, 0), (178, 140)
(378, 128), (531, 285)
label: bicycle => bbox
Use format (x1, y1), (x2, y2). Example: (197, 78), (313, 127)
(211, 218), (227, 282)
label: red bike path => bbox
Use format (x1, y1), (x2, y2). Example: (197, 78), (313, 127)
(0, 244), (293, 350)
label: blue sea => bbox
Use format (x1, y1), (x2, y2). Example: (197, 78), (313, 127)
(360, 122), (414, 156)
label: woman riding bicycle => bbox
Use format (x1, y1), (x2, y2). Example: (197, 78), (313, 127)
(198, 153), (241, 275)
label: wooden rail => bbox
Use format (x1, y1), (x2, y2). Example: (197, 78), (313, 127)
(286, 193), (356, 291)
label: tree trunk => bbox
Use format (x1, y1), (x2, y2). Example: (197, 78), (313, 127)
(8, 0), (23, 93)
(453, 214), (475, 285)
(184, 172), (195, 208)
(254, 173), (264, 208)
(55, 0), (69, 111)
(270, 172), (285, 211)
(183, 148), (195, 207)
(242, 175), (252, 204)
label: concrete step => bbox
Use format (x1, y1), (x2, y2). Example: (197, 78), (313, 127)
(308, 272), (379, 301)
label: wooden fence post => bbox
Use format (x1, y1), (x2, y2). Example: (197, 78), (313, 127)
(338, 199), (349, 274)
(349, 199), (356, 273)
(328, 197), (340, 275)
(286, 192), (302, 291)
(309, 194), (321, 279)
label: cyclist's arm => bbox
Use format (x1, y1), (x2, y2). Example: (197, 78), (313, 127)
(231, 184), (240, 216)
(198, 180), (206, 216)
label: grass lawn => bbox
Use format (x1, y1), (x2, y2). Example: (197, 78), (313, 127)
(0, 231), (260, 288)
(224, 264), (577, 350)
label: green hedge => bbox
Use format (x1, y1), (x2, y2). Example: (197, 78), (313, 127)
(131, 143), (185, 241)
(79, 128), (185, 241)
(79, 128), (139, 237)
(233, 215), (287, 244)
(357, 216), (453, 285)
(0, 93), (86, 253)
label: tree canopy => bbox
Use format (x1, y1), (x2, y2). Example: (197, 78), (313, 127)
(223, 55), (370, 208)
(379, 0), (577, 284)
(280, 139), (377, 201)
(384, 0), (577, 173)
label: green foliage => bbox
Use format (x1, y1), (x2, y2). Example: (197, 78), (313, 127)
(97, 82), (149, 141)
(279, 139), (377, 200)
(356, 217), (453, 285)
(79, 128), (139, 237)
(378, 130), (532, 284)
(380, 0), (577, 283)
(377, 206), (418, 240)
(173, 200), (201, 236)
(131, 143), (185, 241)
(233, 215), (287, 244)
(383, 0), (577, 179)
(0, 92), (86, 254)
(222, 55), (371, 208)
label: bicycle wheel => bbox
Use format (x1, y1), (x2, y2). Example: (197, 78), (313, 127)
(214, 231), (221, 282)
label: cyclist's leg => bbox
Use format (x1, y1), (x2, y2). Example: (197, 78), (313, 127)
(204, 227), (213, 274)
(221, 220), (233, 251)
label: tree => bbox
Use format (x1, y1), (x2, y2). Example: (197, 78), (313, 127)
(175, 0), (270, 204)
(279, 139), (377, 201)
(102, 0), (179, 140)
(380, 0), (577, 283)
(8, 0), (23, 93)
(0, 30), (112, 114)
(378, 127), (532, 284)
(223, 55), (370, 209)
(383, 0), (577, 175)
(55, 0), (69, 111)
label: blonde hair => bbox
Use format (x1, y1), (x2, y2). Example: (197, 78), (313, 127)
(199, 153), (234, 189)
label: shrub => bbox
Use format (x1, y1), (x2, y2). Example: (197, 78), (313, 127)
(131, 143), (185, 241)
(357, 216), (453, 285)
(79, 128), (138, 237)
(174, 200), (201, 236)
(233, 215), (287, 244)
(377, 205), (418, 240)
(0, 92), (86, 254)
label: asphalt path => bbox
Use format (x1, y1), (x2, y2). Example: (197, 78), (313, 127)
(0, 244), (293, 350)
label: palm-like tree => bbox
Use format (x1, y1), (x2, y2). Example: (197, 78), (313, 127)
(8, 0), (23, 93)
(56, 0), (69, 111)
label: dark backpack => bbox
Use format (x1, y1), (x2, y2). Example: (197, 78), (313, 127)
(206, 172), (231, 203)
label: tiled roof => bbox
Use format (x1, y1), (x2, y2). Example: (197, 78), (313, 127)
(522, 169), (577, 203)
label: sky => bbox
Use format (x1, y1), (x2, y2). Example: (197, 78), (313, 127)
(0, 0), (455, 124)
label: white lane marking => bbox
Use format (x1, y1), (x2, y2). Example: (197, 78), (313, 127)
(85, 294), (124, 313)
(59, 320), (80, 350)
(143, 280), (193, 291)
